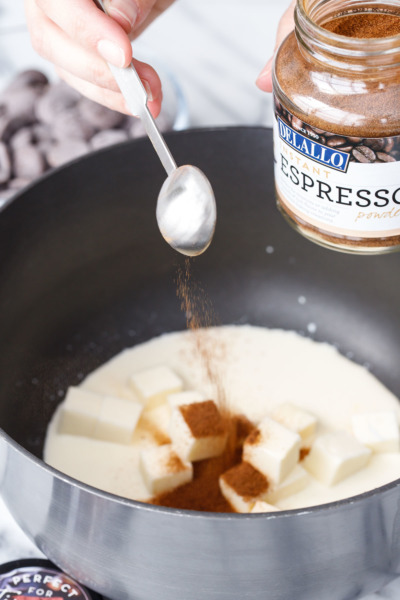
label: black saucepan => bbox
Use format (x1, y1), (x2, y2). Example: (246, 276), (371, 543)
(0, 127), (399, 600)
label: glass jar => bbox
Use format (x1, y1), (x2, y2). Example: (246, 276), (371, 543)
(273, 0), (400, 254)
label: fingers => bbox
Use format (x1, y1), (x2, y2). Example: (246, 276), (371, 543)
(256, 0), (296, 93)
(130, 0), (175, 39)
(35, 0), (133, 67)
(56, 66), (162, 118)
(102, 0), (139, 33)
(25, 0), (162, 115)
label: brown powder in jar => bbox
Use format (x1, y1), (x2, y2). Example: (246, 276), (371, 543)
(222, 461), (269, 500)
(180, 400), (227, 438)
(324, 13), (400, 38)
(275, 9), (400, 251)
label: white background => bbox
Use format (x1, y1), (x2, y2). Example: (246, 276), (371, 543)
(0, 1), (399, 597)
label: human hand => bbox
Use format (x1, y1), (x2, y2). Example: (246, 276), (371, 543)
(256, 0), (296, 93)
(24, 0), (175, 117)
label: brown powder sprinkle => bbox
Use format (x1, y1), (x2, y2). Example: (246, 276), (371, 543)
(233, 414), (256, 446)
(180, 400), (227, 439)
(176, 258), (228, 412)
(152, 451), (238, 513)
(324, 13), (400, 38)
(166, 453), (186, 474)
(151, 412), (254, 512)
(300, 447), (311, 462)
(246, 428), (261, 446)
(222, 462), (269, 500)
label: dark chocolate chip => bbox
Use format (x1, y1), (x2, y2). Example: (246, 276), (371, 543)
(90, 129), (128, 150)
(13, 145), (46, 179)
(46, 139), (89, 168)
(78, 97), (125, 129)
(0, 114), (36, 144)
(129, 118), (146, 139)
(5, 70), (49, 92)
(9, 127), (34, 150)
(52, 108), (96, 142)
(0, 142), (11, 184)
(8, 177), (31, 190)
(0, 87), (40, 120)
(35, 83), (81, 125)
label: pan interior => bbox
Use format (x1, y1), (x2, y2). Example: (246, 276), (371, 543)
(0, 128), (398, 463)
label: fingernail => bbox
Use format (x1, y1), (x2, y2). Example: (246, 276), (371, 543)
(142, 79), (153, 102)
(97, 39), (126, 68)
(105, 0), (138, 29)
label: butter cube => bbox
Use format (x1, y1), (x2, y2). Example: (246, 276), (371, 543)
(139, 444), (193, 495)
(265, 465), (309, 504)
(304, 432), (371, 486)
(271, 403), (317, 444)
(129, 366), (183, 410)
(94, 396), (143, 444)
(351, 411), (400, 453)
(170, 400), (227, 462)
(243, 417), (301, 484)
(58, 387), (103, 437)
(167, 390), (205, 409)
(219, 462), (269, 513)
(251, 500), (280, 513)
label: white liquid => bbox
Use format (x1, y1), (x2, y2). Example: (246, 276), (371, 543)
(44, 326), (400, 510)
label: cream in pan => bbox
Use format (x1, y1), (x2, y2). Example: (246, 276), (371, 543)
(44, 326), (400, 511)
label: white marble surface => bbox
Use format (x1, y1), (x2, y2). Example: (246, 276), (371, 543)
(0, 1), (400, 597)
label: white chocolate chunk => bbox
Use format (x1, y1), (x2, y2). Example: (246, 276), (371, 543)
(167, 390), (205, 409)
(129, 366), (183, 410)
(58, 387), (103, 437)
(251, 500), (280, 513)
(219, 462), (269, 513)
(243, 416), (301, 484)
(141, 404), (172, 444)
(265, 465), (309, 504)
(351, 411), (400, 453)
(271, 403), (317, 442)
(139, 444), (193, 495)
(94, 396), (143, 444)
(219, 478), (254, 513)
(170, 400), (227, 462)
(304, 432), (371, 486)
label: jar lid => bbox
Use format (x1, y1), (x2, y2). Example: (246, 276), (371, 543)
(0, 559), (104, 600)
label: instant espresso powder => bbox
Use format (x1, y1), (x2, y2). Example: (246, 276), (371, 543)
(273, 0), (400, 253)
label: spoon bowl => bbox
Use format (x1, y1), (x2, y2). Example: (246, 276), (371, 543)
(156, 165), (217, 256)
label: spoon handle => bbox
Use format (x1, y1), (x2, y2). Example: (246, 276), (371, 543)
(94, 0), (177, 176)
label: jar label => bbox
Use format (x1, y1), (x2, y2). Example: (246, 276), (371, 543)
(0, 565), (92, 600)
(274, 99), (400, 239)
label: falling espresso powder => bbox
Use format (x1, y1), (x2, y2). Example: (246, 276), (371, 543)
(151, 258), (256, 512)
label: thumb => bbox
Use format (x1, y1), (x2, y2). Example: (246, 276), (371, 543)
(256, 0), (296, 93)
(103, 0), (174, 34)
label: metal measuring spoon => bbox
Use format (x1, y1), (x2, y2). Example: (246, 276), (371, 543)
(95, 0), (217, 256)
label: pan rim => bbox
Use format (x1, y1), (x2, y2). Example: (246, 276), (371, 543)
(2, 427), (400, 521)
